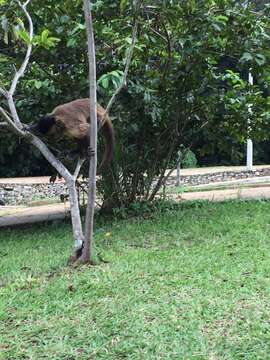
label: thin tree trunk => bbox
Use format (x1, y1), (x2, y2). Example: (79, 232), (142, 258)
(148, 139), (176, 202)
(176, 161), (181, 186)
(68, 181), (84, 247)
(80, 0), (97, 264)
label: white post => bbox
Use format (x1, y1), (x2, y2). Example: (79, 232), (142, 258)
(246, 139), (253, 171)
(246, 72), (253, 171)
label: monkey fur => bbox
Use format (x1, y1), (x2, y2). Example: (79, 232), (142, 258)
(30, 99), (115, 171)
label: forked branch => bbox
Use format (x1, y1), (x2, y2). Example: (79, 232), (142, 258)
(0, 107), (26, 136)
(74, 158), (85, 180)
(0, 0), (92, 259)
(0, 1), (34, 129)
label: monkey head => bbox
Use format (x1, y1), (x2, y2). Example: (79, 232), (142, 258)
(27, 114), (56, 135)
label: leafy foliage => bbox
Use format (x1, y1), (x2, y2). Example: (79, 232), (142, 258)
(0, 0), (270, 207)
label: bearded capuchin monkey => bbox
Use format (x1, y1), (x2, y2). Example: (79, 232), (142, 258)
(29, 99), (115, 171)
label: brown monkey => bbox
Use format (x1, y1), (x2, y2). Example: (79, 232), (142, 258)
(30, 99), (114, 170)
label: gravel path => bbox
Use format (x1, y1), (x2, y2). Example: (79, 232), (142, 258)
(1, 165), (270, 184)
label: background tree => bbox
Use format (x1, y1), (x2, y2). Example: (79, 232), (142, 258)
(1, 0), (269, 212)
(98, 0), (270, 210)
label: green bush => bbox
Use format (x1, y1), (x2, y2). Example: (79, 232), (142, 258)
(182, 150), (198, 169)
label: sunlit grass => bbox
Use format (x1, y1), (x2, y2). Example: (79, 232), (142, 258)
(1, 200), (270, 359)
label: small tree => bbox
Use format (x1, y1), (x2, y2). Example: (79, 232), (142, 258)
(0, 0), (138, 264)
(80, 0), (97, 264)
(96, 0), (270, 211)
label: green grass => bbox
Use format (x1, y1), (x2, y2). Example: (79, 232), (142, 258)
(1, 200), (270, 359)
(166, 184), (237, 194)
(166, 182), (270, 195)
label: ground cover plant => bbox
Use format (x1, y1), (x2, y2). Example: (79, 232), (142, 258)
(1, 200), (270, 359)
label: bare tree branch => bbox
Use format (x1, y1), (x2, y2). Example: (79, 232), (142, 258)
(31, 136), (73, 180)
(150, 27), (167, 42)
(1, 106), (85, 251)
(1, 100), (85, 251)
(3, 1), (34, 129)
(1, 0), (86, 259)
(23, 0), (32, 6)
(148, 138), (177, 202)
(101, 2), (140, 124)
(0, 107), (26, 136)
(160, 20), (172, 80)
(10, 1), (33, 97)
(73, 158), (85, 180)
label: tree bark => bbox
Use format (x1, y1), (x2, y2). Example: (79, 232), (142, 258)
(80, 0), (98, 264)
(68, 180), (84, 248)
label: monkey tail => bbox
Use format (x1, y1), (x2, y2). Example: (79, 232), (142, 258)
(98, 115), (115, 173)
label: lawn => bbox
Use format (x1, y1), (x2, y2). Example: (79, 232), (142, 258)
(1, 200), (270, 359)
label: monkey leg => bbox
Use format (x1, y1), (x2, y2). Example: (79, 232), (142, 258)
(76, 134), (90, 158)
(49, 173), (62, 184)
(50, 174), (57, 184)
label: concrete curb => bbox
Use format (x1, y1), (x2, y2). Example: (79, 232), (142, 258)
(0, 204), (69, 227)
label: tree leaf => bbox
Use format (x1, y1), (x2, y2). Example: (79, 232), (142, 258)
(255, 54), (266, 66)
(16, 29), (30, 44)
(239, 52), (253, 63)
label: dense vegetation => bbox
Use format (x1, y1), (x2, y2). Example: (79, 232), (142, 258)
(1, 200), (270, 358)
(0, 0), (270, 207)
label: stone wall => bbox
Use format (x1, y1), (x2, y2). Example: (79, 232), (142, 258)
(0, 183), (67, 205)
(166, 168), (270, 187)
